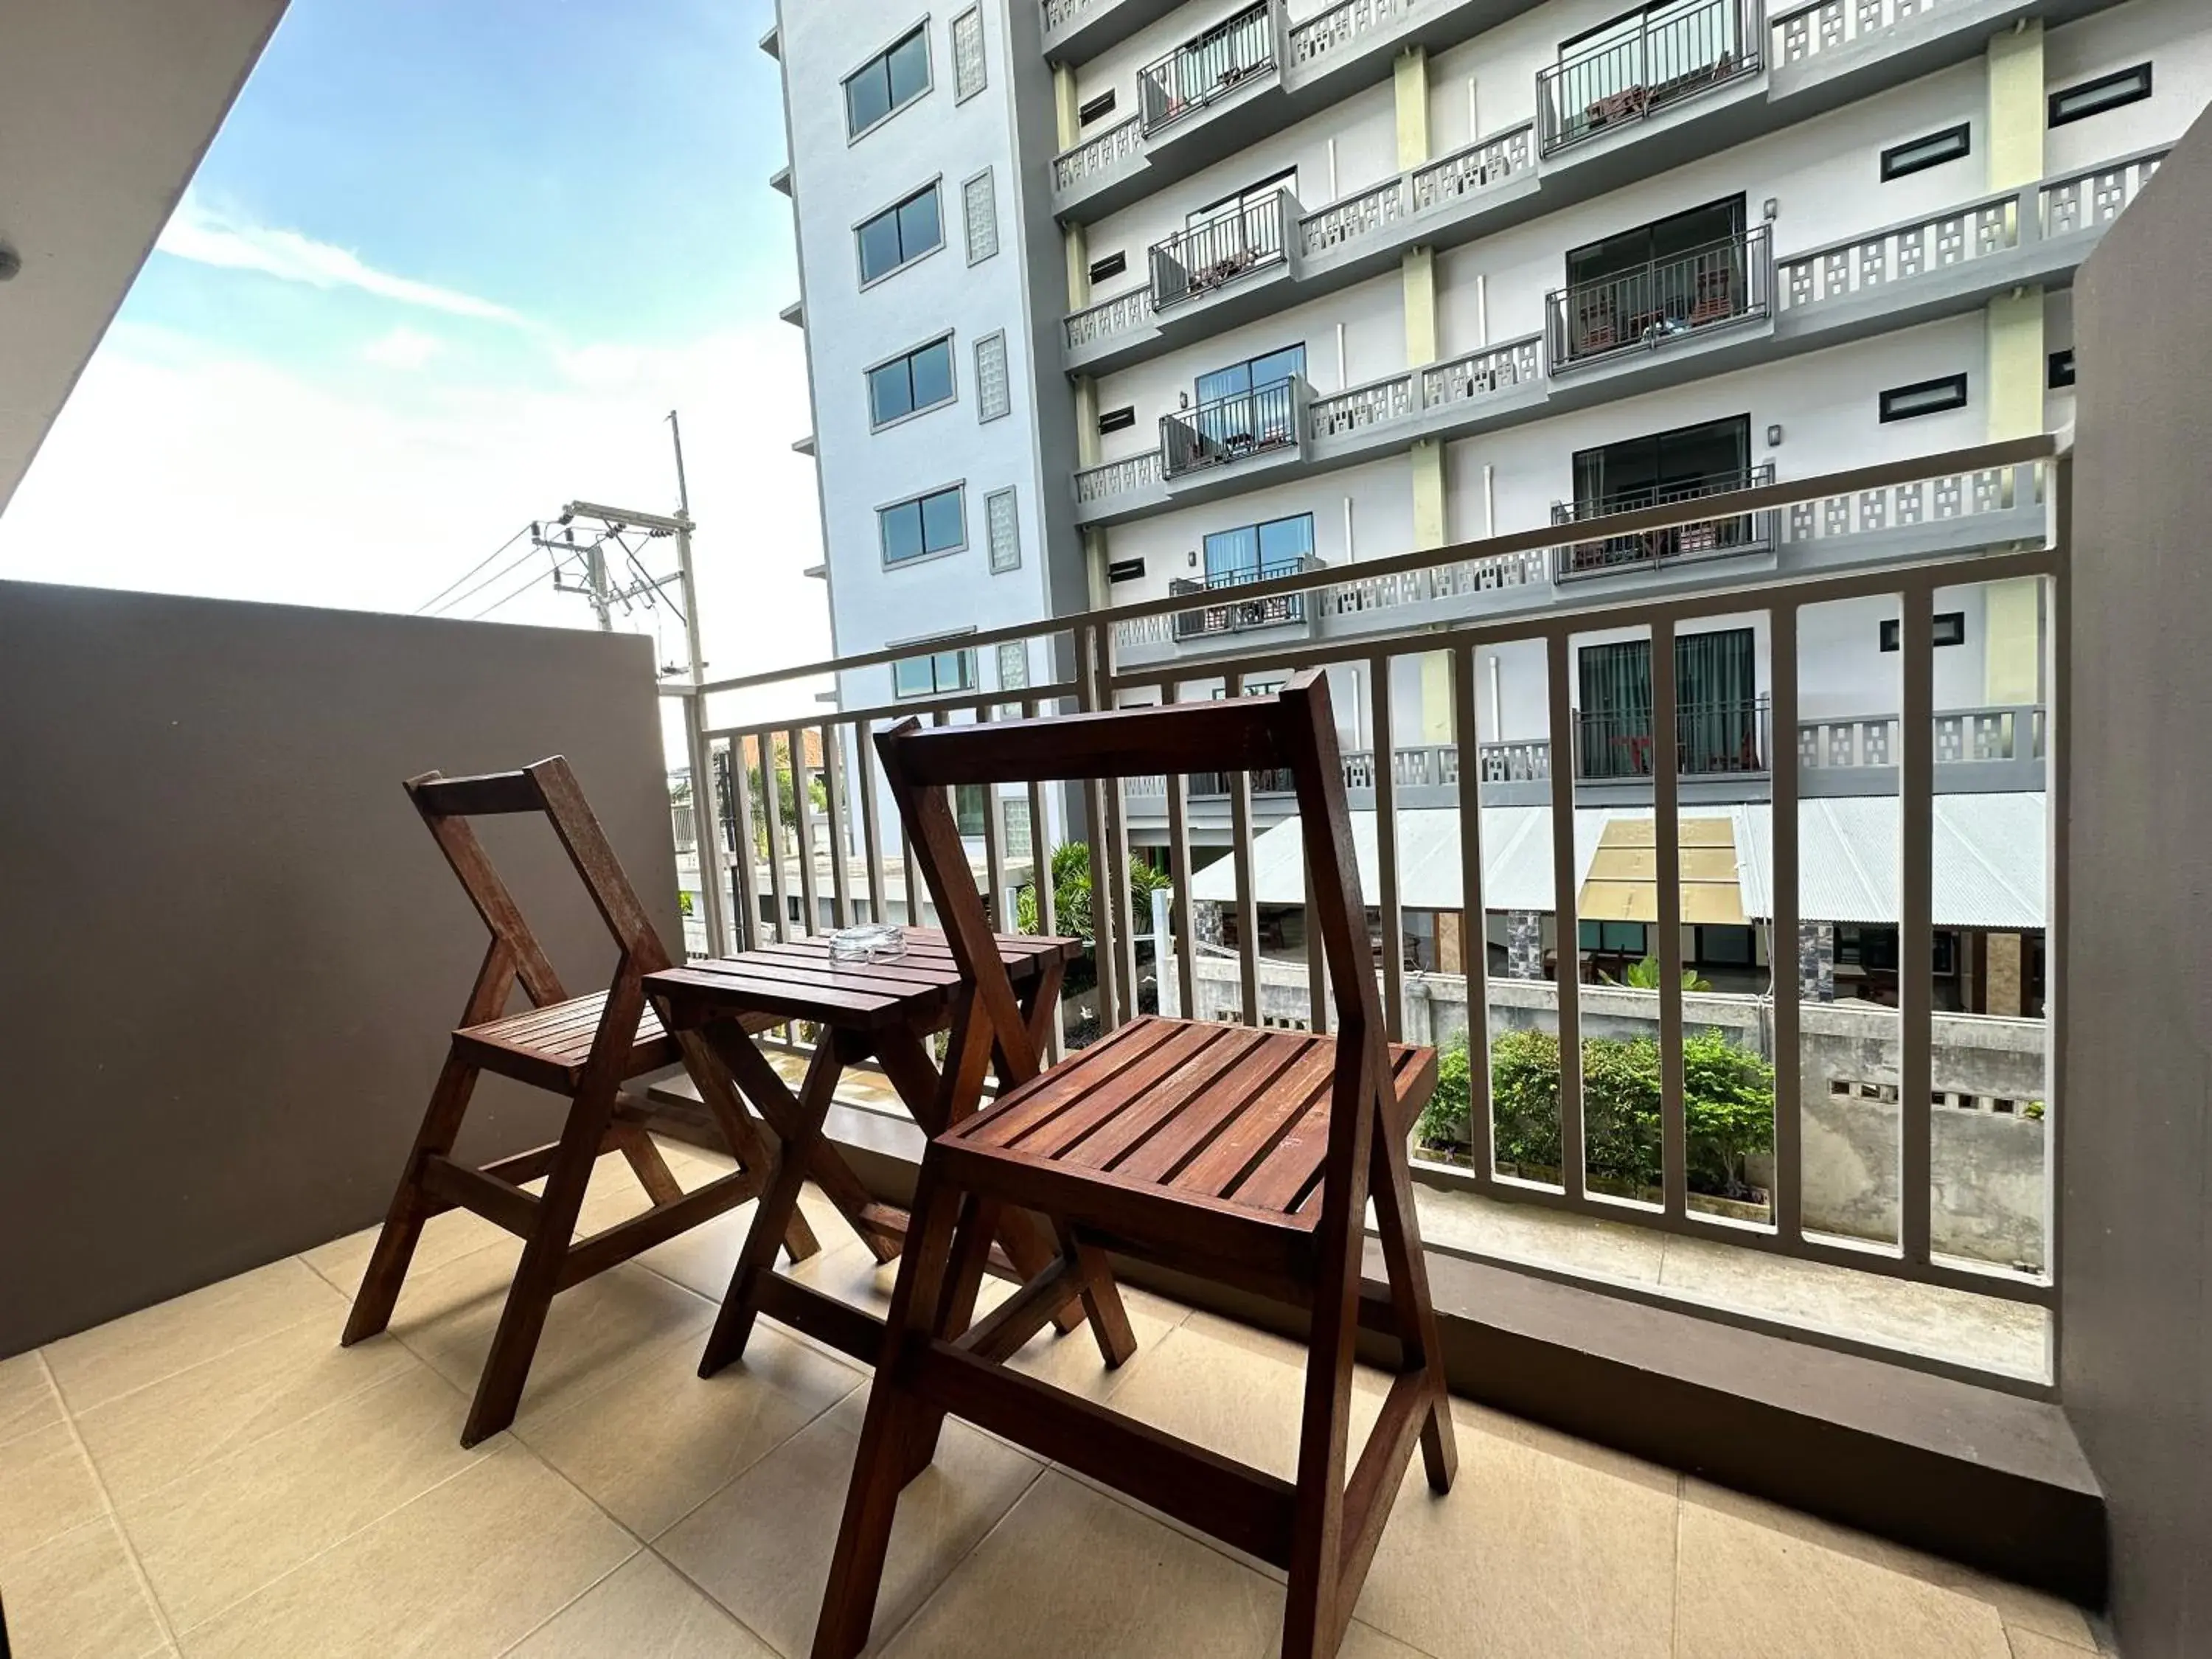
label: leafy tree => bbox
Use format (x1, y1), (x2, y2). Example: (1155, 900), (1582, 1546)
(1014, 841), (1169, 942)
(1602, 955), (1714, 992)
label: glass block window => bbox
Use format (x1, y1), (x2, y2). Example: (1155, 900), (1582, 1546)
(986, 487), (1020, 573)
(951, 8), (987, 102)
(1001, 797), (1033, 859)
(997, 640), (1029, 691)
(963, 170), (999, 265)
(975, 332), (1011, 422)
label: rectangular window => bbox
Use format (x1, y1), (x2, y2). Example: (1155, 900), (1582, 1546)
(855, 181), (942, 285)
(1106, 556), (1145, 582)
(1189, 169), (1296, 232)
(1203, 512), (1314, 581)
(1079, 88), (1117, 124)
(1577, 920), (1649, 954)
(996, 640), (1029, 691)
(985, 487), (1020, 572)
(1881, 123), (1971, 181)
(2050, 62), (2152, 128)
(891, 641), (977, 698)
(974, 331), (1011, 422)
(1879, 612), (1968, 651)
(866, 335), (955, 428)
(1694, 925), (1756, 967)
(962, 170), (998, 265)
(1880, 373), (1969, 422)
(1097, 405), (1136, 434)
(878, 484), (966, 566)
(951, 7), (987, 102)
(845, 25), (931, 139)
(1576, 627), (1758, 782)
(2049, 349), (2076, 389)
(1088, 251), (1127, 282)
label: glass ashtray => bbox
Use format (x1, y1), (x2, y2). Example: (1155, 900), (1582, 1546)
(827, 922), (906, 964)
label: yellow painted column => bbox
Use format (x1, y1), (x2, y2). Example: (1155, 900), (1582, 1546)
(1983, 21), (2045, 706)
(1405, 242), (1446, 551)
(1054, 63), (1079, 151)
(1073, 376), (1100, 468)
(1064, 223), (1090, 313)
(1393, 46), (1430, 171)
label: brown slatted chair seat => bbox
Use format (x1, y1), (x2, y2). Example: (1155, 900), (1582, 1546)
(939, 1018), (1436, 1249)
(454, 993), (678, 1093)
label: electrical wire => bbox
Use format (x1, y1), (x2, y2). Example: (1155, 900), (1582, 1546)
(425, 538), (556, 618)
(467, 549), (571, 622)
(411, 523), (531, 614)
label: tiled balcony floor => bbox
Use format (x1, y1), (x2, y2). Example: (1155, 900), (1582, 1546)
(1, 1139), (2101, 1659)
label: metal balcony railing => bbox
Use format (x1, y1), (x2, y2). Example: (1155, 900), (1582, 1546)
(1575, 695), (1771, 781)
(1167, 554), (1317, 641)
(1160, 375), (1301, 479)
(1138, 1), (1275, 136)
(1537, 0), (1759, 156)
(1150, 189), (1291, 312)
(1546, 226), (1773, 371)
(1551, 462), (1780, 577)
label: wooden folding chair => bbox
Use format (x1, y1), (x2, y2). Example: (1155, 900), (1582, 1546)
(813, 672), (1457, 1659)
(341, 756), (818, 1446)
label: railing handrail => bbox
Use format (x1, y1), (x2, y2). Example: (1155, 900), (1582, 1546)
(1152, 187), (1291, 265)
(1541, 0), (1744, 78)
(1138, 0), (1277, 135)
(681, 434), (2057, 697)
(1545, 223), (1772, 308)
(1308, 332), (1548, 417)
(1554, 461), (1781, 523)
(1165, 371), (1301, 425)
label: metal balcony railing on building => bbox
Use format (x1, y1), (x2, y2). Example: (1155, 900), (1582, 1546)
(1575, 695), (1772, 782)
(1137, 1), (1275, 136)
(1546, 226), (1773, 372)
(1536, 0), (1759, 156)
(1150, 189), (1291, 312)
(1551, 462), (1781, 578)
(1167, 554), (1318, 641)
(1160, 375), (1301, 479)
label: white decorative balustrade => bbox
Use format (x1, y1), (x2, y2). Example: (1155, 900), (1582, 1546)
(1769, 0), (1943, 66)
(1299, 176), (1408, 257)
(1777, 194), (2019, 310)
(1052, 114), (1143, 195)
(1287, 0), (1425, 67)
(1075, 449), (1164, 505)
(1043, 0), (1102, 37)
(1309, 372), (1413, 437)
(1411, 124), (1534, 212)
(1478, 739), (1552, 782)
(1319, 546), (1550, 619)
(2039, 150), (2166, 237)
(1782, 463), (2037, 543)
(1063, 285), (1155, 352)
(1798, 706), (2045, 771)
(1422, 336), (1544, 411)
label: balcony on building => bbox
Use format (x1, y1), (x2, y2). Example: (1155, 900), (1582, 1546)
(1547, 202), (1775, 375)
(1536, 0), (1761, 159)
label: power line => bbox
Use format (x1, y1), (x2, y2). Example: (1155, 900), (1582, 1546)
(468, 551), (573, 622)
(412, 523), (530, 614)
(425, 539), (554, 618)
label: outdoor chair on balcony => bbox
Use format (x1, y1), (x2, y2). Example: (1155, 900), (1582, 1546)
(1575, 296), (1619, 356)
(810, 673), (1457, 1659)
(340, 756), (813, 1446)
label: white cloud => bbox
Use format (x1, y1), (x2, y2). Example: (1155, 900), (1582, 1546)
(362, 324), (444, 370)
(156, 191), (526, 325)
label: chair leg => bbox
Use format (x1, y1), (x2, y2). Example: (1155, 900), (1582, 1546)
(1280, 1274), (1360, 1659)
(1057, 1222), (1138, 1368)
(812, 1166), (968, 1659)
(897, 1191), (1003, 1487)
(341, 1049), (480, 1346)
(610, 1119), (686, 1207)
(460, 1068), (624, 1447)
(1368, 1124), (1458, 1493)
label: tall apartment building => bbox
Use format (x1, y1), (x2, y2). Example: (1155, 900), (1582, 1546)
(763, 0), (2208, 997)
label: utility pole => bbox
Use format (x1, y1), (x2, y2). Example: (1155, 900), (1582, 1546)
(667, 410), (707, 687)
(664, 408), (733, 955)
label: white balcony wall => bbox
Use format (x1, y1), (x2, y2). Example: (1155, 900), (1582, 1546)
(1068, 0), (1344, 113)
(1091, 269), (1405, 463)
(1425, 0), (1677, 157)
(2045, 0), (2212, 178)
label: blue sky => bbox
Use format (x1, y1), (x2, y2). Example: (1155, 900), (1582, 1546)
(0, 0), (829, 681)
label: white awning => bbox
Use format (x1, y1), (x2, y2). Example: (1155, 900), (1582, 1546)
(1187, 795), (2046, 931)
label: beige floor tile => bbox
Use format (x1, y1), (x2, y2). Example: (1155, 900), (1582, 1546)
(0, 1349), (64, 1447)
(1683, 1481), (2098, 1651)
(1675, 1495), (2011, 1659)
(657, 1391), (1041, 1658)
(517, 1321), (863, 1540)
(1354, 1397), (1678, 1659)
(43, 1259), (348, 1414)
(177, 1444), (634, 1659)
(508, 1552), (776, 1658)
(120, 1363), (486, 1634)
(0, 1517), (170, 1659)
(1002, 1284), (1185, 1404)
(75, 1320), (416, 1504)
(301, 1204), (511, 1298)
(635, 1186), (849, 1304)
(0, 1421), (107, 1562)
(392, 1253), (712, 1428)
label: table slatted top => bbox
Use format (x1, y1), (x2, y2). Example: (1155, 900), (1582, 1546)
(647, 928), (1080, 1031)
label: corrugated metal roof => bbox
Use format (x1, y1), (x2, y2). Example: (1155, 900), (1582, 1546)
(1186, 796), (2047, 929)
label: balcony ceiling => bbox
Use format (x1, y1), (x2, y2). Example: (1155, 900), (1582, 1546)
(0, 0), (288, 516)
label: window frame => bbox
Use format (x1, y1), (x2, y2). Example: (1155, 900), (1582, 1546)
(1879, 373), (1969, 423)
(877, 481), (970, 570)
(1078, 88), (1118, 125)
(1088, 250), (1127, 282)
(961, 167), (999, 265)
(853, 178), (946, 290)
(1880, 122), (1972, 182)
(844, 20), (934, 144)
(1202, 511), (1315, 581)
(888, 632), (979, 700)
(973, 330), (1012, 423)
(865, 333), (959, 431)
(2049, 62), (2152, 129)
(950, 6), (987, 103)
(1879, 611), (1968, 652)
(2049, 348), (2076, 390)
(1096, 405), (1137, 434)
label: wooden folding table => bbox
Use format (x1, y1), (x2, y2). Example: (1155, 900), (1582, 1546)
(644, 929), (1135, 1374)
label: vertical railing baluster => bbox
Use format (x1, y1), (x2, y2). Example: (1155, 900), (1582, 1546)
(855, 715), (886, 928)
(790, 726), (819, 937)
(1372, 655), (1405, 1041)
(684, 693), (730, 958)
(1161, 679), (1199, 1023)
(1770, 604), (1804, 1245)
(727, 734), (761, 956)
(1899, 588), (1935, 1267)
(2045, 460), (2071, 1366)
(1453, 645), (1492, 1183)
(1079, 623), (1123, 1034)
(981, 703), (1009, 931)
(1652, 619), (1688, 1220)
(759, 733), (790, 945)
(1023, 692), (1063, 1063)
(1547, 631), (1586, 1203)
(1228, 668), (1261, 1029)
(823, 720), (854, 930)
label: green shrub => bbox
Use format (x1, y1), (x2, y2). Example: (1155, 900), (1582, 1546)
(1416, 1026), (1775, 1198)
